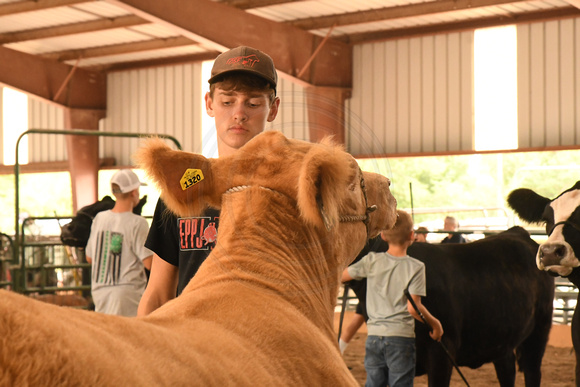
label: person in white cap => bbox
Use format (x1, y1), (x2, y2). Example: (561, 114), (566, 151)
(138, 46), (280, 316)
(86, 169), (153, 316)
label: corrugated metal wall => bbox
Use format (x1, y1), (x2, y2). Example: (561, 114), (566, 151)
(27, 98), (66, 163)
(517, 18), (580, 148)
(268, 77), (308, 141)
(100, 63), (205, 166)
(347, 32), (474, 157)
(12, 16), (580, 166)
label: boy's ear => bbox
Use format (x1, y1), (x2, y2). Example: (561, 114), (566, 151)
(267, 97), (280, 122)
(134, 137), (223, 217)
(204, 92), (215, 118)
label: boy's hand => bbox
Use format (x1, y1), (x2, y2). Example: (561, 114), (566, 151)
(429, 319), (444, 342)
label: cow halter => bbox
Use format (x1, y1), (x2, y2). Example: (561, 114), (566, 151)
(224, 173), (377, 238)
(548, 220), (580, 236)
(335, 172), (377, 238)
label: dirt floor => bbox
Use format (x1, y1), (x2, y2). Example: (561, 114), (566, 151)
(335, 313), (576, 386)
(342, 332), (576, 386)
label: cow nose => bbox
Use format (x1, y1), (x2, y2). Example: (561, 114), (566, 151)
(539, 243), (568, 266)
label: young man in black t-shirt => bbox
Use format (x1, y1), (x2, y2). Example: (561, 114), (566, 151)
(137, 46), (280, 315)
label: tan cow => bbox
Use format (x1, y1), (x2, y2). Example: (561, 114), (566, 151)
(0, 131), (397, 386)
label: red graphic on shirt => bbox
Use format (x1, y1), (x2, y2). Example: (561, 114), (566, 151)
(226, 54), (259, 68)
(178, 216), (219, 251)
(202, 222), (217, 244)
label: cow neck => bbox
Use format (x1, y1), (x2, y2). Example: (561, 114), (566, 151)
(565, 267), (580, 287)
(206, 185), (341, 334)
(226, 181), (376, 237)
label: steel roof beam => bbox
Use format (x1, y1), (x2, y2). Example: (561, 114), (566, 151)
(563, 0), (580, 8)
(0, 46), (106, 109)
(0, 0), (91, 16)
(290, 0), (530, 30)
(0, 15), (147, 44)
(221, 0), (302, 10)
(108, 0), (352, 88)
(41, 36), (196, 61)
(348, 6), (580, 43)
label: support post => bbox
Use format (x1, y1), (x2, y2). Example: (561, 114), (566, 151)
(305, 87), (351, 145)
(64, 108), (106, 212)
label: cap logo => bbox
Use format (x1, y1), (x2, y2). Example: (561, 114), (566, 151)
(226, 54), (260, 68)
(180, 169), (205, 190)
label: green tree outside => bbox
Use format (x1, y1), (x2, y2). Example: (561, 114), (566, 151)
(0, 149), (578, 236)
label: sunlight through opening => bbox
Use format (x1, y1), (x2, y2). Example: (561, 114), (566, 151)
(474, 25), (518, 151)
(3, 87), (28, 165)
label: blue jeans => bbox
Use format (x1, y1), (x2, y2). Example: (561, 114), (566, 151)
(364, 335), (415, 387)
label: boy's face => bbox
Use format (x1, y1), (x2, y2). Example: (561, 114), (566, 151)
(205, 86), (279, 156)
(414, 233), (427, 243)
(444, 219), (457, 231)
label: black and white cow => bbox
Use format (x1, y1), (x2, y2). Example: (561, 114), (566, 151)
(508, 182), (580, 386)
(349, 227), (554, 386)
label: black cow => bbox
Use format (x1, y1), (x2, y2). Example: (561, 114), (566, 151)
(349, 227), (554, 386)
(508, 182), (580, 386)
(60, 195), (147, 247)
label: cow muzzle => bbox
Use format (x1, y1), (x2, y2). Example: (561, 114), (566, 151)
(537, 241), (580, 276)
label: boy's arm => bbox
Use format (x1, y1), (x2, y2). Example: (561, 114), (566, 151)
(407, 294), (444, 342)
(341, 268), (354, 283)
(137, 254), (178, 316)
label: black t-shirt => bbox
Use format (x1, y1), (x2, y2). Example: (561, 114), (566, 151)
(441, 233), (466, 243)
(145, 199), (220, 295)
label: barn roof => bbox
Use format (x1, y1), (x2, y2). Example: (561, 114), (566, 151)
(1, 0), (579, 110)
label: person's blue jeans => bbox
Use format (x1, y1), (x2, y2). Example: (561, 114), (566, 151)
(364, 335), (415, 387)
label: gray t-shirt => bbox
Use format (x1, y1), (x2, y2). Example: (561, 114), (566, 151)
(348, 251), (426, 338)
(86, 210), (153, 316)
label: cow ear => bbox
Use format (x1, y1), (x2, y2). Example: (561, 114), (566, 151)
(296, 142), (352, 230)
(134, 138), (221, 217)
(507, 188), (550, 223)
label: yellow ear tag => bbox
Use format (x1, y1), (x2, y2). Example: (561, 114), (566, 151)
(180, 169), (204, 190)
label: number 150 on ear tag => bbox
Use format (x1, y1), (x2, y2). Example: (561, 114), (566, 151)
(180, 169), (204, 190)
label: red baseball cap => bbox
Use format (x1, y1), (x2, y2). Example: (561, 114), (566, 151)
(208, 46), (277, 92)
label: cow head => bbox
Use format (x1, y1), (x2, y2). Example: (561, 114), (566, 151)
(508, 181), (580, 276)
(134, 131), (398, 264)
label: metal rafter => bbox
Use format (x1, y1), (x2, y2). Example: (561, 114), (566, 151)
(348, 6), (580, 43)
(0, 46), (106, 109)
(289, 0), (531, 30)
(41, 36), (197, 61)
(221, 0), (302, 10)
(0, 15), (147, 44)
(563, 0), (580, 8)
(94, 50), (220, 72)
(107, 0), (352, 88)
(0, 0), (92, 16)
